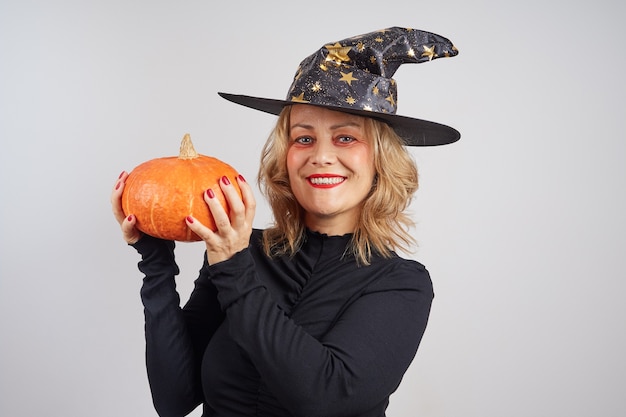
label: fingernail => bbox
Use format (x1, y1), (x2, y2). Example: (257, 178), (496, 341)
(115, 182), (121, 190)
(118, 171), (125, 179)
(186, 216), (194, 223)
(206, 188), (215, 199)
(127, 215), (133, 222)
(221, 176), (231, 185)
(237, 174), (246, 183)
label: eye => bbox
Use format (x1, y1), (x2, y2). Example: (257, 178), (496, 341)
(293, 136), (313, 145)
(336, 135), (357, 144)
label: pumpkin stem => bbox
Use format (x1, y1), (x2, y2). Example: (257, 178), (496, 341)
(178, 133), (199, 159)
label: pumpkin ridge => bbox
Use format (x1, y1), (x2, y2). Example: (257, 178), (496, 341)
(187, 177), (196, 241)
(150, 194), (158, 239)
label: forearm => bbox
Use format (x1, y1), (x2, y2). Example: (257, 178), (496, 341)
(133, 236), (203, 416)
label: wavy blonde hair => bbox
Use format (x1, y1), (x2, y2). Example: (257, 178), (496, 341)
(257, 106), (419, 265)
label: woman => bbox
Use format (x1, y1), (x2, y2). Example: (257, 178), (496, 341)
(112, 27), (459, 417)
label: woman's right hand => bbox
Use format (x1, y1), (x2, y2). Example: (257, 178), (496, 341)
(111, 171), (142, 245)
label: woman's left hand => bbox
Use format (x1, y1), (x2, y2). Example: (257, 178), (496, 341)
(185, 174), (256, 265)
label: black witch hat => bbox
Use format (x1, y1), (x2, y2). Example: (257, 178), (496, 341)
(219, 27), (460, 146)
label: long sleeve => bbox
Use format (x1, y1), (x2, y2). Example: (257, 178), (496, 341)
(133, 236), (216, 417)
(206, 246), (433, 417)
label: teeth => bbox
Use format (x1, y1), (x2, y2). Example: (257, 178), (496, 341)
(309, 177), (345, 185)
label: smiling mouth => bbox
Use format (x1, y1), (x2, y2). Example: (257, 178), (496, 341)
(307, 176), (346, 186)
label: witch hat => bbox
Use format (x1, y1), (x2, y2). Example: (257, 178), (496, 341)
(219, 27), (460, 146)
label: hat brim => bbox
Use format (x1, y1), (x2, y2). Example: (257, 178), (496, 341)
(218, 92), (460, 146)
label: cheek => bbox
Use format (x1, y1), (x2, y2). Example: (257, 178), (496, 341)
(286, 150), (295, 177)
(352, 148), (375, 179)
(286, 148), (302, 176)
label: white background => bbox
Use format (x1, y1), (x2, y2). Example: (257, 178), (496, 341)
(1, 1), (624, 416)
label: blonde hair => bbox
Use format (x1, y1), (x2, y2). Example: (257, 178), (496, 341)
(257, 106), (419, 265)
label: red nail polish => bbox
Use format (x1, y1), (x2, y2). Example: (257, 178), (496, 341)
(127, 215), (133, 222)
(221, 176), (231, 185)
(186, 216), (194, 223)
(118, 171), (124, 179)
(237, 174), (246, 183)
(206, 188), (215, 199)
(115, 182), (121, 190)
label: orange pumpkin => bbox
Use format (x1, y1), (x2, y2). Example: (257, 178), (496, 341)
(122, 134), (241, 242)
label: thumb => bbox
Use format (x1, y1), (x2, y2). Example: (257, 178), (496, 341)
(122, 214), (142, 244)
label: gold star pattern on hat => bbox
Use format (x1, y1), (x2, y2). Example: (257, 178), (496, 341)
(421, 45), (436, 60)
(291, 92), (307, 102)
(339, 71), (358, 85)
(325, 43), (352, 66)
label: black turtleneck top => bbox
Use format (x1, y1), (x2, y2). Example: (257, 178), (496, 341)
(134, 228), (433, 417)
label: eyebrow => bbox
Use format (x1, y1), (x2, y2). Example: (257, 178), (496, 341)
(290, 121), (363, 130)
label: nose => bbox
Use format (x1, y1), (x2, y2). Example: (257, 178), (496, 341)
(310, 139), (336, 166)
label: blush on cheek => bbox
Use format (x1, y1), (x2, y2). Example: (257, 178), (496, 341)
(286, 149), (302, 179)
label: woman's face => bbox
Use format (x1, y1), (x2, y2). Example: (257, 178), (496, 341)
(287, 104), (376, 235)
